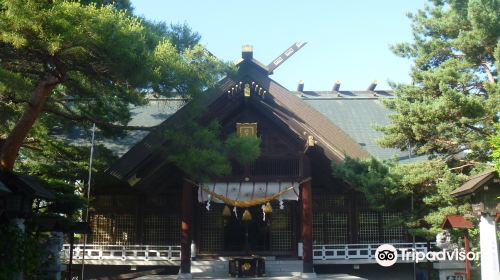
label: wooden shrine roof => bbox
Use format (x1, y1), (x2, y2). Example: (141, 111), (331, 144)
(300, 91), (418, 162)
(106, 63), (375, 182)
(0, 170), (54, 199)
(451, 170), (497, 198)
(104, 51), (420, 184)
(441, 215), (473, 229)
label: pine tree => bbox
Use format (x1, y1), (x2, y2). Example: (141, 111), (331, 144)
(378, 0), (499, 164)
(0, 0), (226, 170)
(333, 0), (499, 238)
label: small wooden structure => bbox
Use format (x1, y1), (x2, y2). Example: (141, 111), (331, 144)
(0, 170), (54, 222)
(451, 170), (500, 280)
(441, 215), (473, 280)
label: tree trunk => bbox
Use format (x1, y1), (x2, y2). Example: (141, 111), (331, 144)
(0, 75), (59, 170)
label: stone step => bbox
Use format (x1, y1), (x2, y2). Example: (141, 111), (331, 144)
(192, 260), (227, 264)
(266, 260), (302, 265)
(190, 259), (304, 277)
(191, 265), (228, 273)
(266, 264), (302, 272)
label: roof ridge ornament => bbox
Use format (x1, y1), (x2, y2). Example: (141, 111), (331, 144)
(267, 42), (307, 74)
(242, 44), (253, 60)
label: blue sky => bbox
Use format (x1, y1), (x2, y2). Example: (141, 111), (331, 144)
(131, 0), (427, 91)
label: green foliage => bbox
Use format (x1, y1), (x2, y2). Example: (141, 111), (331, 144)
(0, 0), (227, 145)
(346, 0), (500, 240)
(332, 157), (473, 239)
(377, 0), (499, 160)
(0, 225), (41, 280)
(0, 0), (228, 206)
(331, 157), (402, 210)
(224, 134), (262, 164)
(0, 1), (233, 276)
(160, 119), (261, 182)
(161, 120), (230, 182)
(16, 133), (116, 217)
(489, 123), (500, 172)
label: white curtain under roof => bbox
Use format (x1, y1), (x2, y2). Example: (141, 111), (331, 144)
(198, 182), (300, 203)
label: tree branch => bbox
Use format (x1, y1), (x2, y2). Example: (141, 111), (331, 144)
(0, 75), (60, 169)
(450, 53), (495, 84)
(1, 95), (158, 131)
(481, 62), (495, 84)
(463, 123), (492, 136)
(448, 163), (475, 172)
(43, 106), (158, 131)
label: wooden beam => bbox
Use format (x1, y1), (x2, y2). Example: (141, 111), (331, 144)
(267, 42), (307, 73)
(465, 232), (471, 280)
(301, 180), (314, 273)
(180, 181), (193, 274)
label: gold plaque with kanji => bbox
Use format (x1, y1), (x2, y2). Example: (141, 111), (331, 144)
(236, 123), (257, 136)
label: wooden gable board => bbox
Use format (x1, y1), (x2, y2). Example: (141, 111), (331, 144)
(106, 58), (369, 183)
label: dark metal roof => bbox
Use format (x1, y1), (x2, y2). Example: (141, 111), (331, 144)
(55, 98), (185, 157)
(451, 170), (497, 198)
(299, 90), (394, 99)
(246, 68), (370, 160)
(0, 181), (11, 194)
(299, 91), (412, 161)
(0, 171), (54, 199)
(106, 99), (185, 156)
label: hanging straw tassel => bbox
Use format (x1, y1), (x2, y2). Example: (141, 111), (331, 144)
(242, 209), (252, 221)
(222, 205), (231, 217)
(263, 202), (273, 214)
(222, 205), (231, 226)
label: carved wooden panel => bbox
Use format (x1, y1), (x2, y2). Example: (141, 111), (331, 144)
(236, 122), (257, 136)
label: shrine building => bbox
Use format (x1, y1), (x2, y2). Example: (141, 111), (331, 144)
(64, 44), (432, 279)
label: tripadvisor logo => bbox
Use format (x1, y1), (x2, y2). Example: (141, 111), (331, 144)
(375, 244), (398, 267)
(375, 244), (480, 267)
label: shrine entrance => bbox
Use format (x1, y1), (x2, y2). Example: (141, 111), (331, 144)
(197, 201), (297, 256)
(196, 182), (300, 256)
(224, 206), (270, 252)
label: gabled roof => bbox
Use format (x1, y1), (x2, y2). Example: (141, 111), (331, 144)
(0, 170), (54, 199)
(101, 90), (416, 163)
(107, 99), (185, 156)
(300, 91), (413, 161)
(106, 56), (370, 181)
(106, 76), (240, 180)
(0, 181), (11, 194)
(54, 98), (184, 157)
(441, 215), (473, 229)
(451, 170), (497, 198)
(244, 65), (369, 160)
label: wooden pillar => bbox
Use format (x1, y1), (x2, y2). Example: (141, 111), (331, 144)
(193, 185), (199, 256)
(301, 179), (314, 273)
(464, 232), (471, 280)
(180, 181), (193, 274)
(67, 233), (74, 280)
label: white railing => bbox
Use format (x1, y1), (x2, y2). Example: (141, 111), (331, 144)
(313, 242), (434, 261)
(61, 243), (434, 263)
(61, 244), (181, 262)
